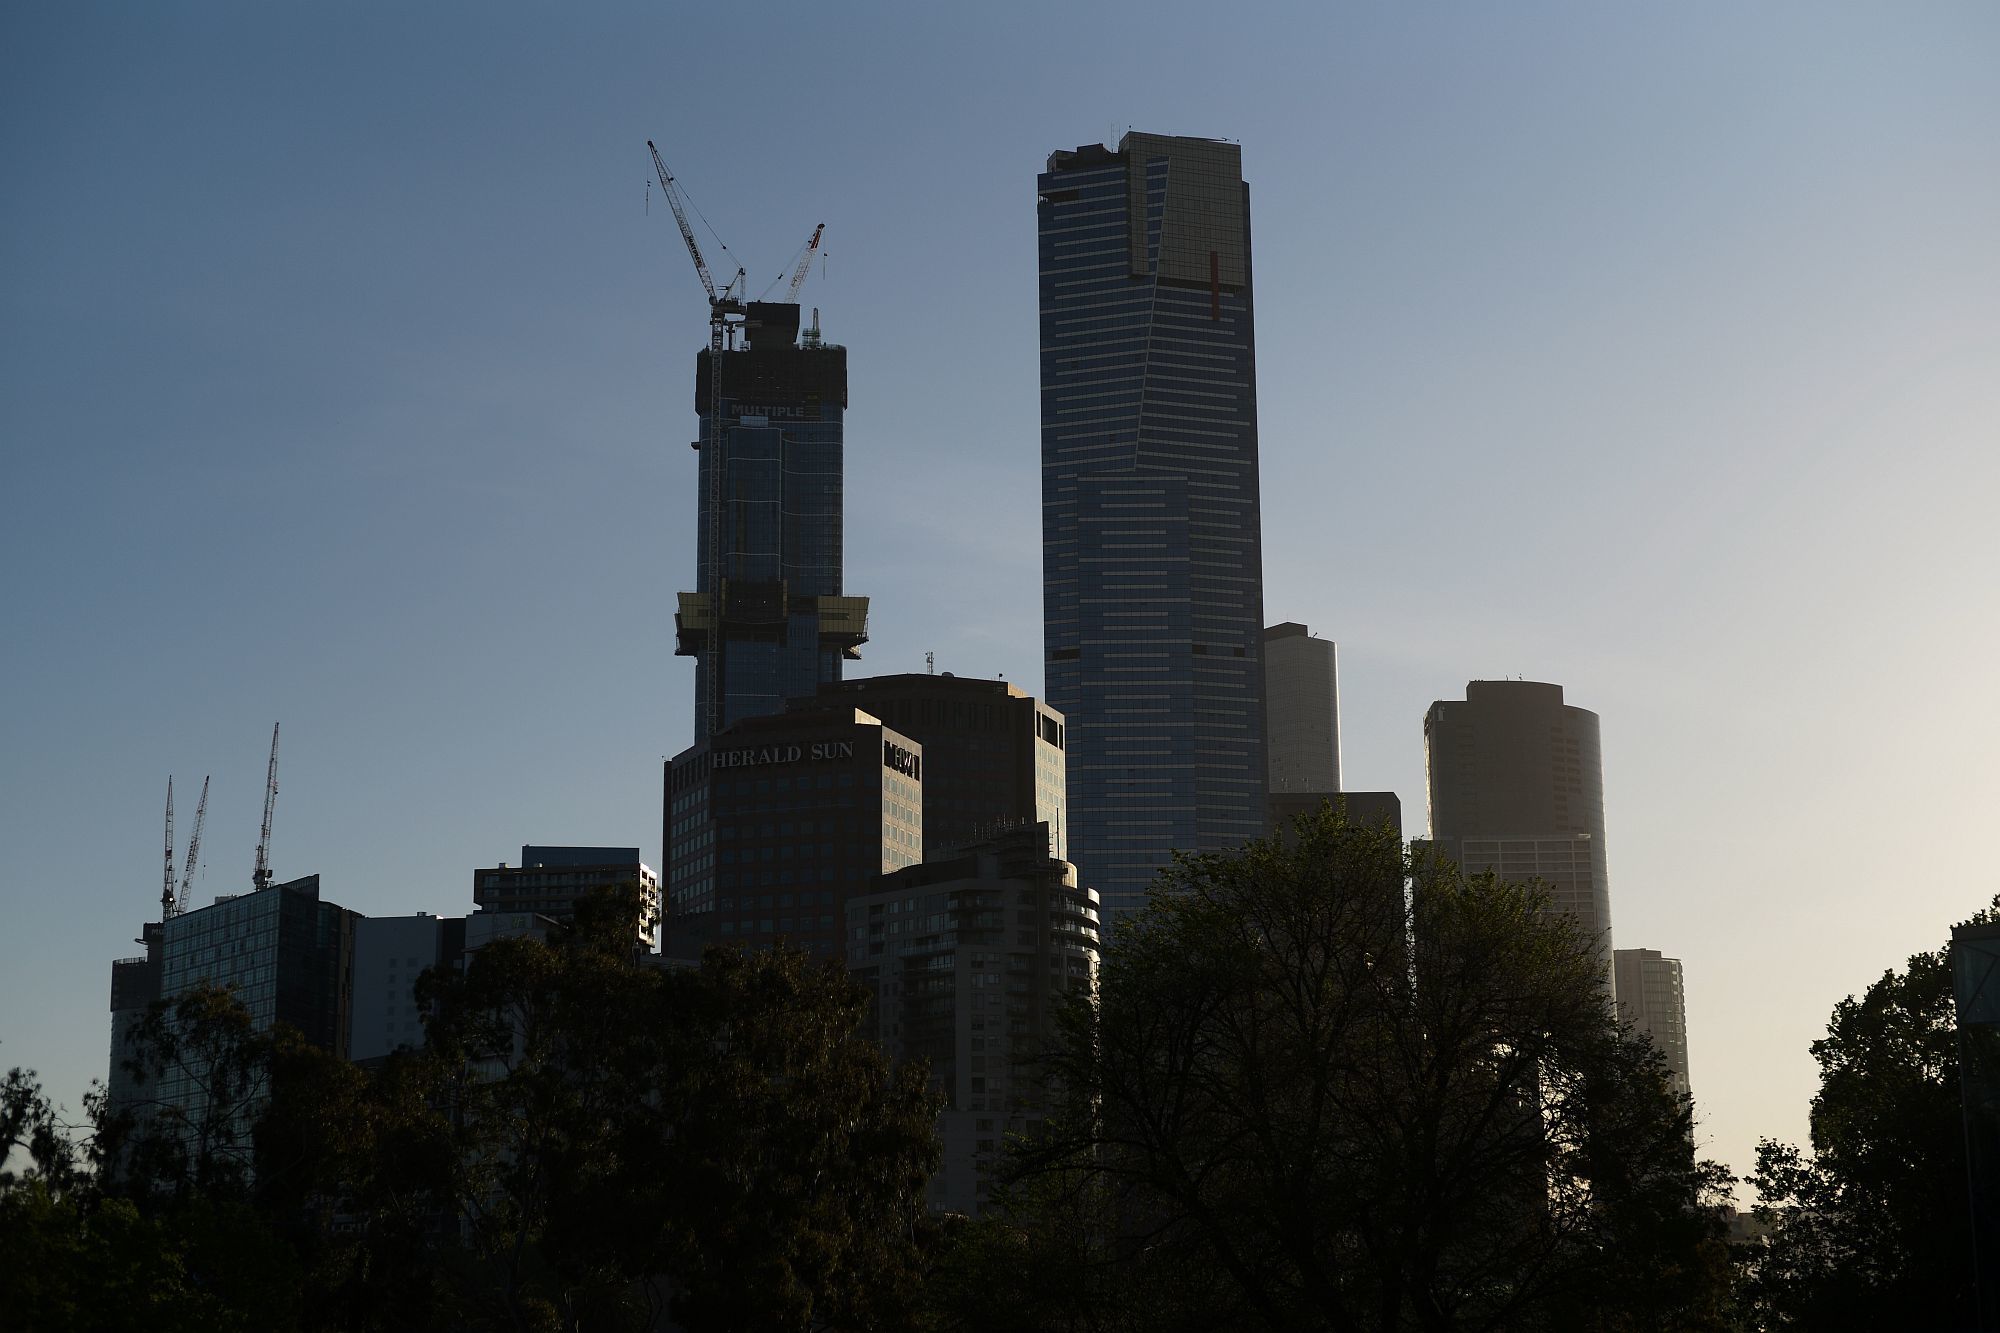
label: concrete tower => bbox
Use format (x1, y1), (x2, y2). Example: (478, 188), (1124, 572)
(1424, 680), (1614, 982)
(1263, 622), (1339, 795)
(1614, 947), (1691, 1097)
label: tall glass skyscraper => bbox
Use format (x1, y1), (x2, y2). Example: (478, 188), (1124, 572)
(674, 301), (867, 741)
(1037, 133), (1268, 922)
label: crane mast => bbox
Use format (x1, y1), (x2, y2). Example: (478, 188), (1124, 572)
(161, 778), (175, 921)
(784, 223), (825, 302)
(252, 723), (279, 892)
(647, 141), (823, 739)
(175, 776), (208, 917)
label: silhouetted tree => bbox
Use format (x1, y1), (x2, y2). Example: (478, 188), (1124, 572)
(939, 810), (1733, 1333)
(1740, 898), (1994, 1331)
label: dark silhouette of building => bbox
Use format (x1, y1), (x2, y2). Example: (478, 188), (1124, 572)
(675, 301), (867, 741)
(664, 705), (922, 961)
(811, 673), (1068, 861)
(847, 824), (1098, 1215)
(472, 846), (659, 945)
(1952, 918), (2000, 1326)
(1038, 132), (1268, 925)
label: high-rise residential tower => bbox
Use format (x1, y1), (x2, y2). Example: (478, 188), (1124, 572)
(1037, 133), (1268, 922)
(1263, 622), (1339, 795)
(1613, 947), (1691, 1097)
(1424, 680), (1615, 982)
(674, 301), (867, 741)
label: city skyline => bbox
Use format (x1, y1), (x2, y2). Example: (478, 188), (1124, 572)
(5, 3), (1998, 1210)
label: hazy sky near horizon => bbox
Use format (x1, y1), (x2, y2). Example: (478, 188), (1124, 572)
(4, 2), (1997, 1197)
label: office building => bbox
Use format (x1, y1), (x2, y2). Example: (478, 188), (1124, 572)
(664, 705), (923, 961)
(472, 846), (659, 946)
(131, 876), (359, 1159)
(812, 673), (1069, 861)
(846, 824), (1099, 1215)
(674, 301), (868, 741)
(1424, 680), (1614, 981)
(1264, 623), (1339, 795)
(1038, 132), (1269, 923)
(1613, 948), (1691, 1098)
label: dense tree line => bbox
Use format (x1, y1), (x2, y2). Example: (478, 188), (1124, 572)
(3, 815), (1989, 1329)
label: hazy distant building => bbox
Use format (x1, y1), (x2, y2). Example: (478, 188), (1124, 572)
(674, 301), (867, 741)
(472, 846), (658, 947)
(812, 674), (1068, 861)
(1424, 681), (1614, 981)
(1264, 623), (1339, 795)
(847, 824), (1098, 1215)
(1614, 948), (1691, 1097)
(665, 705), (923, 961)
(1039, 132), (1268, 924)
(350, 914), (466, 1064)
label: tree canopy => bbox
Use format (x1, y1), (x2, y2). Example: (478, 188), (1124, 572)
(939, 809), (1733, 1333)
(1741, 898), (1995, 1331)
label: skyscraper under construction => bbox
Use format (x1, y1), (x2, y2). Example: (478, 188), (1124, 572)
(673, 299), (867, 739)
(646, 145), (865, 742)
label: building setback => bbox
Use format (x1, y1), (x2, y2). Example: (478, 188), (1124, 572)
(1614, 948), (1692, 1099)
(1038, 132), (1269, 924)
(665, 705), (923, 962)
(812, 673), (1069, 862)
(847, 824), (1099, 1216)
(1424, 680), (1615, 984)
(675, 301), (867, 742)
(1263, 623), (1339, 795)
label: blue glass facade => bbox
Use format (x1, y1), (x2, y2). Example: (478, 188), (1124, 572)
(1038, 134), (1268, 922)
(676, 304), (865, 740)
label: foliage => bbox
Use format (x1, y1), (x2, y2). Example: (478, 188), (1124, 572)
(1740, 899), (1994, 1331)
(937, 809), (1734, 1333)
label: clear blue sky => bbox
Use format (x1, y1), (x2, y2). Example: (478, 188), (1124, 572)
(4, 2), (1996, 1196)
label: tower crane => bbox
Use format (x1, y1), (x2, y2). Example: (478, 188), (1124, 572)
(647, 141), (746, 318)
(761, 223), (826, 303)
(174, 776), (208, 917)
(252, 723), (279, 892)
(649, 140), (747, 739)
(161, 778), (175, 921)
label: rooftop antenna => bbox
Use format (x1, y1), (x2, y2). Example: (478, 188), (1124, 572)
(926, 651), (935, 675)
(252, 723), (279, 891)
